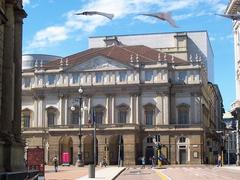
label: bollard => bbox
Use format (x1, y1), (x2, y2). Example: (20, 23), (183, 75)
(120, 160), (123, 167)
(88, 164), (95, 178)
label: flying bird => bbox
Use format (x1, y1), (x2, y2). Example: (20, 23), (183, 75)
(139, 12), (178, 28)
(75, 11), (114, 20)
(215, 13), (240, 21)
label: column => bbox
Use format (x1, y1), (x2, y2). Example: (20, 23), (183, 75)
(163, 94), (169, 125)
(111, 96), (115, 124)
(82, 97), (86, 125)
(38, 96), (44, 127)
(135, 94), (139, 124)
(33, 96), (38, 127)
(130, 95), (134, 123)
(0, 1), (15, 139)
(13, 6), (26, 142)
(156, 93), (163, 125)
(59, 94), (64, 125)
(190, 93), (195, 124)
(64, 96), (68, 125)
(105, 95), (109, 124)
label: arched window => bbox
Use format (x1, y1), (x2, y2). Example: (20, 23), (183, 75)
(93, 105), (105, 124)
(46, 107), (57, 127)
(177, 104), (190, 124)
(117, 104), (129, 124)
(144, 103), (155, 125)
(22, 109), (32, 128)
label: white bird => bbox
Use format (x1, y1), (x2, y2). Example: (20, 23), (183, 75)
(139, 12), (178, 28)
(215, 13), (240, 21)
(75, 11), (114, 20)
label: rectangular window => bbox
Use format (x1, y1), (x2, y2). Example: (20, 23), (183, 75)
(22, 114), (30, 128)
(48, 74), (56, 85)
(23, 77), (31, 88)
(145, 70), (153, 81)
(47, 112), (55, 126)
(118, 111), (127, 123)
(96, 72), (103, 83)
(119, 71), (127, 82)
(71, 112), (79, 125)
(72, 73), (79, 84)
(96, 112), (103, 124)
(146, 111), (153, 125)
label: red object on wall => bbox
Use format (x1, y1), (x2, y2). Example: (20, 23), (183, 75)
(27, 146), (45, 176)
(62, 152), (70, 164)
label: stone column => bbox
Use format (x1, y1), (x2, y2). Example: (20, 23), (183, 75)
(111, 95), (115, 124)
(163, 94), (169, 125)
(64, 96), (68, 125)
(1, 1), (15, 140)
(135, 94), (140, 124)
(130, 95), (134, 123)
(58, 94), (64, 125)
(13, 5), (27, 143)
(105, 95), (109, 124)
(33, 96), (38, 127)
(38, 96), (45, 127)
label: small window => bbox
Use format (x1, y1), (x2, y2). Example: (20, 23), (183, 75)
(22, 111), (30, 128)
(146, 110), (153, 125)
(72, 73), (79, 84)
(178, 71), (187, 83)
(47, 112), (55, 126)
(71, 111), (79, 125)
(145, 70), (153, 81)
(155, 135), (160, 143)
(96, 72), (103, 83)
(23, 77), (31, 88)
(179, 137), (186, 143)
(147, 137), (153, 143)
(119, 71), (127, 82)
(48, 74), (56, 85)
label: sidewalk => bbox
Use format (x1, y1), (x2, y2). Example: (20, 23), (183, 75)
(41, 165), (125, 180)
(221, 165), (240, 171)
(77, 166), (126, 180)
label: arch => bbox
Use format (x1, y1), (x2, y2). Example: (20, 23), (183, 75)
(83, 135), (98, 165)
(108, 135), (124, 165)
(59, 136), (73, 165)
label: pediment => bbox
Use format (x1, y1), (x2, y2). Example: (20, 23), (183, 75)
(67, 56), (130, 72)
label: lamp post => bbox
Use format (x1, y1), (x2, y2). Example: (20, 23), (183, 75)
(71, 87), (84, 167)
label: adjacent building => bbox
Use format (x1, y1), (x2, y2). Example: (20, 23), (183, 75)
(22, 31), (223, 166)
(0, 0), (29, 178)
(225, 0), (240, 165)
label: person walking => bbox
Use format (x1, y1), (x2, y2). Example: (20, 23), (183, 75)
(217, 154), (222, 167)
(53, 155), (58, 172)
(141, 156), (145, 169)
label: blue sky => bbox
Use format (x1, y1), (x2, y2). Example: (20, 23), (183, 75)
(22, 0), (235, 111)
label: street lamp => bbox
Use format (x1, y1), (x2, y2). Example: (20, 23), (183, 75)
(71, 87), (84, 167)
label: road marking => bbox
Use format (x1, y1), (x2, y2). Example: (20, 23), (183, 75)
(156, 170), (171, 180)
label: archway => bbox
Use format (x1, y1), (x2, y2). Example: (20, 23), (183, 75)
(109, 135), (124, 165)
(59, 136), (73, 165)
(83, 135), (98, 165)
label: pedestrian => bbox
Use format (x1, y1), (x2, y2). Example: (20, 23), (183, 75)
(217, 154), (222, 167)
(53, 155), (58, 172)
(141, 156), (145, 169)
(101, 156), (107, 167)
(151, 156), (155, 168)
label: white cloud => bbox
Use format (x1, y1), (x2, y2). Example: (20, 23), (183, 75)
(28, 26), (68, 49)
(26, 0), (228, 51)
(23, 0), (30, 6)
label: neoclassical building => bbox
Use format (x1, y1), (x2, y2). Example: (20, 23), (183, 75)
(22, 32), (223, 166)
(0, 0), (29, 178)
(225, 0), (240, 165)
